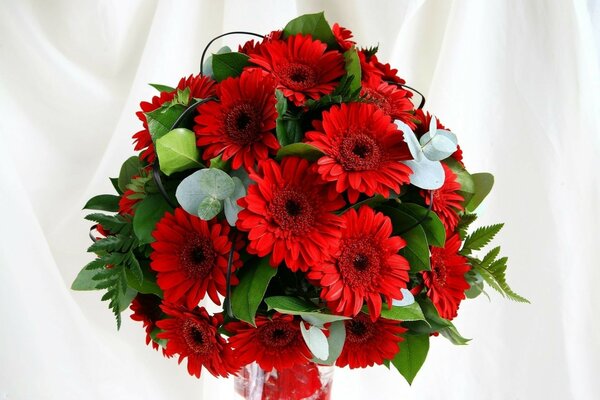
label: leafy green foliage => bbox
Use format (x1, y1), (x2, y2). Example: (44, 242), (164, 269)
(311, 320), (346, 365)
(212, 52), (250, 82)
(276, 143), (323, 162)
(365, 302), (427, 322)
(155, 128), (202, 175)
(444, 158), (475, 194)
(343, 47), (362, 93)
(132, 194), (173, 244)
(274, 90), (304, 146)
(265, 296), (349, 324)
(305, 75), (362, 111)
(462, 223), (504, 254)
(83, 194), (120, 212)
(466, 173), (494, 212)
(145, 90), (190, 143)
(362, 44), (379, 58)
(149, 83), (175, 92)
(230, 258), (277, 325)
(118, 156), (143, 193)
(396, 203), (446, 247)
(392, 334), (430, 385)
(282, 12), (337, 47)
(456, 213), (477, 240)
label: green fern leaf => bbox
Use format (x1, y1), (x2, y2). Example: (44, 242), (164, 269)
(462, 223), (504, 254)
(456, 213), (477, 239)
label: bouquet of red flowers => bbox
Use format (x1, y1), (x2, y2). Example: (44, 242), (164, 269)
(73, 11), (526, 391)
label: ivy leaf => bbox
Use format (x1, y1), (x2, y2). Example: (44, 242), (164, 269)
(391, 334), (430, 385)
(396, 203), (446, 247)
(343, 46), (362, 93)
(118, 156), (142, 193)
(132, 194), (172, 244)
(230, 258), (277, 325)
(466, 173), (494, 212)
(276, 143), (323, 162)
(462, 223), (504, 254)
(155, 128), (203, 176)
(83, 194), (120, 212)
(282, 12), (337, 47)
(212, 52), (250, 82)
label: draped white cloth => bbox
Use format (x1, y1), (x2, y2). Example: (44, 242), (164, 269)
(1, 1), (598, 399)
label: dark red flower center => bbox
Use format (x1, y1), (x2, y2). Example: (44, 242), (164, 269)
(345, 315), (375, 343)
(259, 320), (296, 348)
(337, 237), (382, 290)
(224, 103), (261, 145)
(134, 294), (162, 324)
(431, 252), (447, 287)
(339, 132), (382, 171)
(270, 188), (315, 234)
(278, 63), (317, 90)
(182, 318), (215, 355)
(180, 235), (217, 280)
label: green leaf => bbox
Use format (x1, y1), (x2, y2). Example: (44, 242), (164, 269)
(343, 46), (362, 93)
(71, 260), (106, 290)
(417, 297), (452, 331)
(275, 90), (290, 146)
(312, 320), (346, 365)
(118, 156), (142, 193)
(150, 327), (168, 348)
(197, 196), (223, 220)
(125, 267), (162, 297)
(230, 258), (277, 325)
(392, 334), (430, 385)
(83, 194), (120, 212)
(462, 223), (504, 254)
(276, 143), (323, 162)
(145, 103), (187, 142)
(374, 302), (427, 322)
(110, 177), (122, 194)
(396, 203), (446, 247)
(265, 296), (350, 324)
(379, 206), (430, 271)
(212, 52), (250, 82)
(149, 83), (175, 92)
(87, 235), (135, 254)
(464, 270), (485, 299)
(85, 213), (130, 235)
(456, 213), (477, 240)
(198, 168), (235, 200)
(471, 250), (530, 303)
(282, 12), (337, 47)
(155, 128), (202, 175)
(444, 158), (475, 194)
(439, 325), (471, 345)
(466, 173), (494, 212)
(133, 194), (172, 244)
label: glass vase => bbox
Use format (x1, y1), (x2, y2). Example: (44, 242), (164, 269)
(234, 362), (334, 400)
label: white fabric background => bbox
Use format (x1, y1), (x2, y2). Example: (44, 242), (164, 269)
(1, 0), (599, 399)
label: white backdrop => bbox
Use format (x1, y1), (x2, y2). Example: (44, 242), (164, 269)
(1, 0), (599, 399)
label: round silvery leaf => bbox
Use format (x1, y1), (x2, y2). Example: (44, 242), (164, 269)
(392, 288), (415, 307)
(175, 170), (210, 216)
(420, 129), (458, 161)
(429, 116), (438, 138)
(396, 120), (423, 162)
(402, 158), (445, 190)
(198, 168), (235, 200)
(197, 196), (223, 220)
(300, 322), (329, 360)
(223, 177), (246, 226)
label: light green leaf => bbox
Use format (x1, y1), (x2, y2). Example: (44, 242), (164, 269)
(118, 156), (142, 193)
(83, 194), (120, 212)
(276, 143), (323, 161)
(132, 194), (172, 244)
(145, 103), (187, 142)
(282, 12), (337, 47)
(372, 302), (427, 322)
(392, 334), (430, 385)
(212, 52), (250, 82)
(343, 46), (362, 93)
(230, 258), (277, 325)
(197, 196), (223, 220)
(466, 173), (494, 212)
(155, 128), (202, 175)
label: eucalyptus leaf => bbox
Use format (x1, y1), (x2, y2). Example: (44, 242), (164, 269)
(230, 258), (277, 325)
(300, 322), (329, 360)
(155, 128), (202, 176)
(392, 288), (415, 307)
(223, 177), (246, 226)
(420, 129), (458, 161)
(311, 320), (346, 365)
(282, 12), (337, 47)
(392, 334), (430, 385)
(197, 196), (223, 220)
(198, 168), (235, 200)
(175, 170), (210, 216)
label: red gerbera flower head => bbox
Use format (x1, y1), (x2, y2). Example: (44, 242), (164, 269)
(421, 163), (465, 232)
(361, 75), (415, 128)
(227, 313), (312, 371)
(118, 189), (140, 216)
(422, 233), (471, 320)
(156, 304), (238, 378)
(130, 293), (167, 353)
(335, 313), (406, 368)
(150, 208), (241, 309)
(238, 30), (283, 55)
(132, 75), (216, 163)
(332, 23), (356, 50)
(307, 206), (410, 320)
(237, 157), (345, 271)
(194, 69), (279, 171)
(305, 102), (413, 203)
(249, 34), (346, 106)
(369, 54), (406, 84)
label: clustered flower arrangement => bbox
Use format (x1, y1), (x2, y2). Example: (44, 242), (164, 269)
(73, 12), (527, 390)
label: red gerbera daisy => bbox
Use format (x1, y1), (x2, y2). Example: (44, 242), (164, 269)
(421, 163), (464, 232)
(195, 69), (279, 171)
(335, 313), (406, 368)
(332, 23), (355, 50)
(361, 75), (415, 128)
(150, 208), (241, 309)
(118, 189), (139, 216)
(249, 34), (345, 106)
(156, 304), (238, 378)
(226, 313), (312, 371)
(236, 156), (345, 271)
(307, 206), (410, 320)
(305, 102), (413, 203)
(369, 54), (406, 84)
(130, 293), (166, 353)
(422, 233), (471, 320)
(414, 109), (463, 164)
(133, 74), (215, 163)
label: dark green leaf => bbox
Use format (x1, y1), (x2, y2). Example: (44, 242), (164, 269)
(87, 235), (135, 254)
(230, 258), (277, 325)
(466, 173), (494, 212)
(417, 297), (452, 331)
(282, 12), (337, 47)
(275, 90), (290, 146)
(145, 103), (187, 142)
(456, 213), (477, 239)
(462, 223), (504, 254)
(149, 83), (175, 92)
(71, 264), (104, 290)
(118, 156), (142, 193)
(396, 203), (446, 247)
(125, 267), (162, 297)
(212, 52), (250, 82)
(265, 296), (350, 324)
(343, 47), (362, 93)
(276, 143), (323, 162)
(150, 327), (168, 348)
(110, 177), (122, 194)
(444, 158), (474, 194)
(84, 213), (130, 235)
(83, 194), (120, 212)
(132, 194), (172, 244)
(391, 334), (430, 385)
(439, 325), (471, 345)
(379, 206), (430, 271)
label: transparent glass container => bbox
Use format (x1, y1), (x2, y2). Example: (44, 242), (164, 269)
(234, 362), (334, 400)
